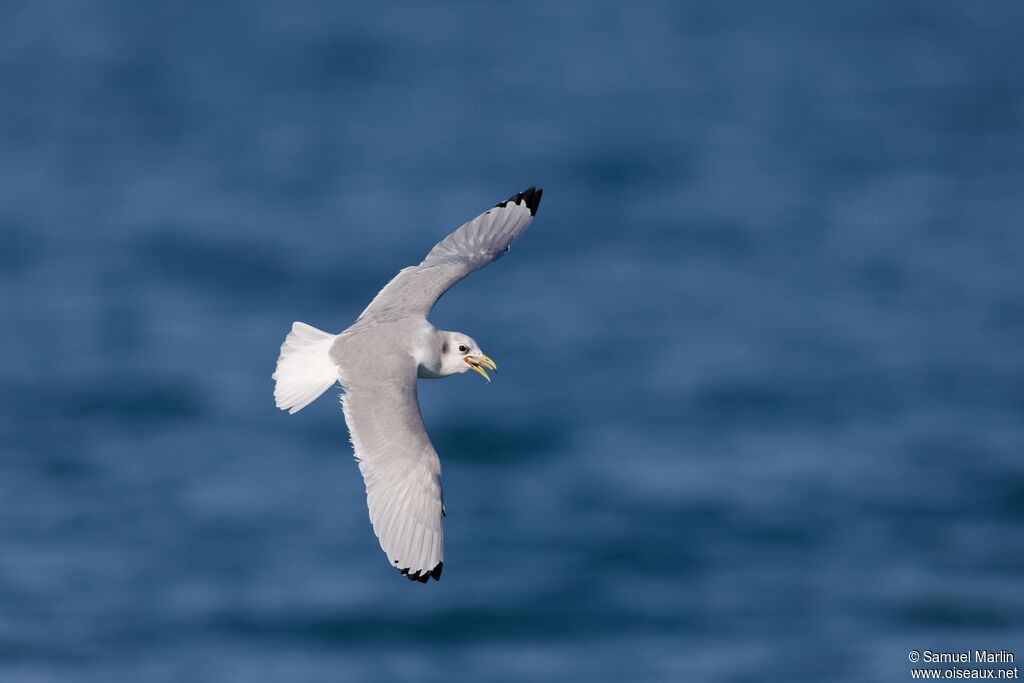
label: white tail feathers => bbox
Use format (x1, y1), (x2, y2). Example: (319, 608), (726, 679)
(273, 322), (339, 414)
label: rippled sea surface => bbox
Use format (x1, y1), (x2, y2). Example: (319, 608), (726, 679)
(2, 2), (1023, 681)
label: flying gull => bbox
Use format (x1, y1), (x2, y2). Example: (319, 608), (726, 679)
(273, 187), (543, 582)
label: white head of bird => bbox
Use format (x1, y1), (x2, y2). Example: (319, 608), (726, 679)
(431, 331), (497, 381)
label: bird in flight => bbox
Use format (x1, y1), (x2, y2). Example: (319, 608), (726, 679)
(273, 187), (543, 582)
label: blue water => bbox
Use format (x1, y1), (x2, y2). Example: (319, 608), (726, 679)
(2, 2), (1023, 681)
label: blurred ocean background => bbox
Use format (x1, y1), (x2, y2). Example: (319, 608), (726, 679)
(2, 2), (1023, 681)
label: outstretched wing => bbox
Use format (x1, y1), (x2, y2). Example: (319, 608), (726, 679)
(358, 187), (543, 321)
(339, 362), (445, 582)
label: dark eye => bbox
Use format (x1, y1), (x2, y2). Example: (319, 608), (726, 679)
(458, 344), (469, 353)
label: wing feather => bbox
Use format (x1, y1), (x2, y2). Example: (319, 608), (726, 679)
(340, 370), (444, 582)
(358, 187), (543, 321)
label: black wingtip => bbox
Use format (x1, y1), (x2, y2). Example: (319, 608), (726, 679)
(496, 187), (543, 217)
(399, 561), (443, 583)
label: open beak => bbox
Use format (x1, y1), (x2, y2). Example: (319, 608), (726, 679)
(463, 354), (497, 382)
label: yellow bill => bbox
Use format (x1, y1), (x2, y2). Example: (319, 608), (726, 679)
(464, 354), (497, 382)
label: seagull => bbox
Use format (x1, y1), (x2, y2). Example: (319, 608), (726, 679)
(273, 187), (543, 582)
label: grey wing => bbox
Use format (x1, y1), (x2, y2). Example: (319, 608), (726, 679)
(358, 187), (543, 321)
(340, 361), (445, 582)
